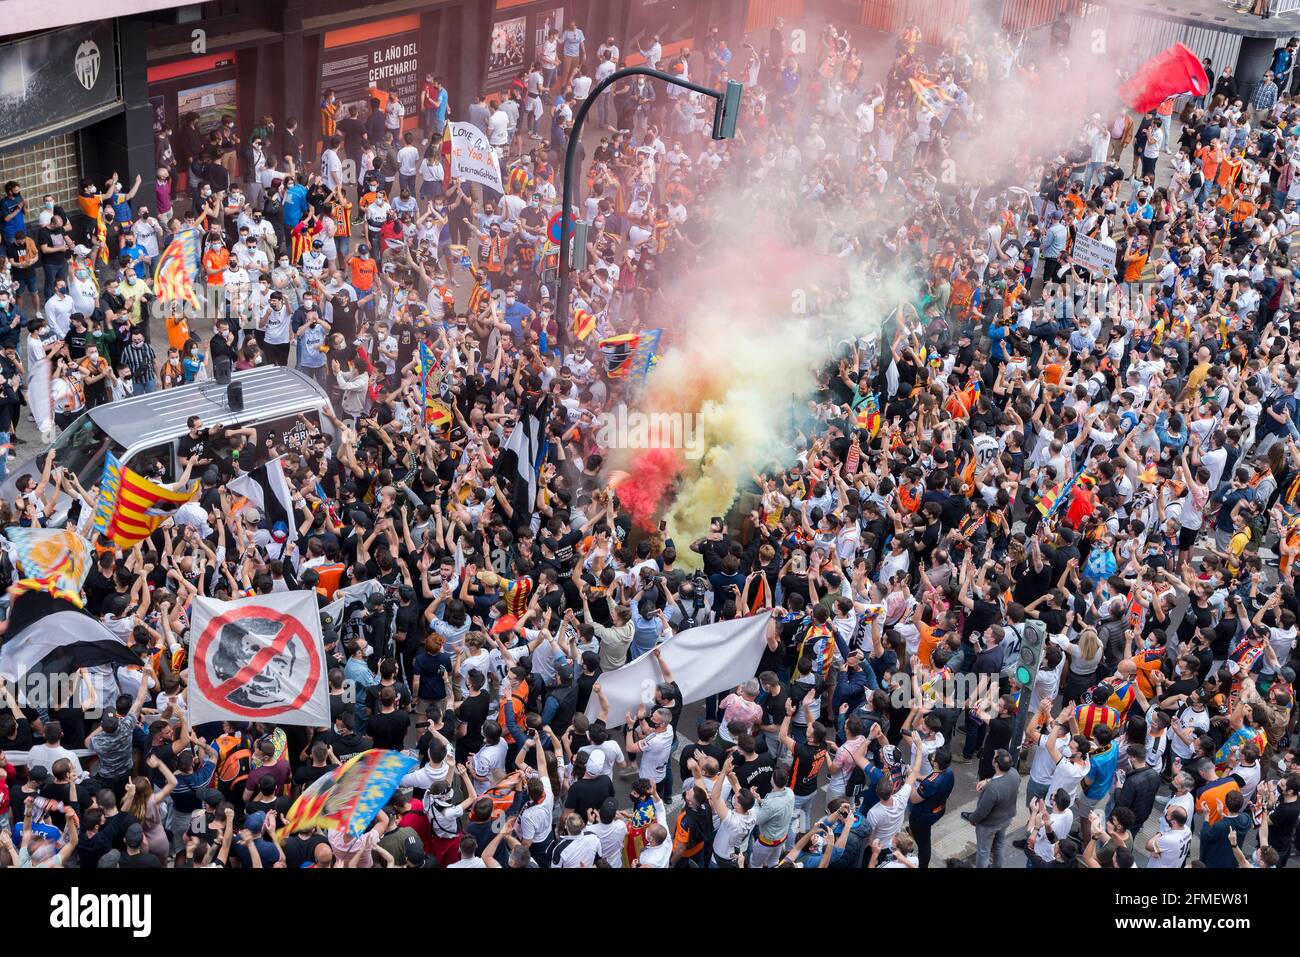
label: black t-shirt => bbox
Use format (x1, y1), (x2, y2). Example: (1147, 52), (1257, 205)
(177, 429), (211, 464)
(544, 529), (583, 578)
(679, 740), (727, 783)
(694, 536), (731, 576)
(293, 763), (333, 790)
(734, 753), (777, 795)
(1270, 798), (1300, 852)
(83, 569), (116, 616)
(1037, 607), (1067, 636)
(1012, 558), (1052, 606)
(38, 226), (71, 265)
(790, 742), (826, 797)
(779, 573), (810, 608)
(368, 709), (411, 750)
(284, 832), (330, 869)
(454, 692), (492, 754)
(963, 599), (1001, 641)
(338, 117), (366, 154)
(564, 774), (615, 819)
(659, 681), (683, 731)
(119, 851), (164, 868)
(760, 685), (790, 732)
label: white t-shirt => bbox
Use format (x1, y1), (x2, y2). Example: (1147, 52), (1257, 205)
(322, 149), (344, 189)
(470, 739), (508, 792)
(864, 786), (910, 844)
(262, 306), (292, 346)
(1047, 755), (1090, 806)
(578, 741), (624, 780)
(635, 727), (675, 783)
(640, 839), (672, 868)
(398, 145), (420, 176)
(558, 832), (602, 868)
(585, 819), (629, 867)
(1146, 827), (1191, 867)
(487, 110), (510, 147)
(711, 809), (756, 861)
(1034, 808), (1073, 862)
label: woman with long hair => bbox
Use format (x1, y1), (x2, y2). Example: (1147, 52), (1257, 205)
(1062, 627), (1103, 703)
(123, 755), (177, 859)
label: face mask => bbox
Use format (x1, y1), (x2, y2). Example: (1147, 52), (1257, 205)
(44, 200), (53, 210)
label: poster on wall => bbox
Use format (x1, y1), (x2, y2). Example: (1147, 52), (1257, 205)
(177, 78), (237, 133)
(147, 53), (239, 147)
(149, 95), (166, 135)
(533, 6), (563, 53)
(320, 15), (421, 124)
(0, 21), (121, 148)
(485, 15), (528, 88)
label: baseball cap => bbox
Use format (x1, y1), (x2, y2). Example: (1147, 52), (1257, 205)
(404, 837), (426, 866)
(243, 811), (267, 834)
(586, 750), (607, 776)
(27, 765), (50, 785)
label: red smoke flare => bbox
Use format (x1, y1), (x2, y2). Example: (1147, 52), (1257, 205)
(614, 447), (683, 531)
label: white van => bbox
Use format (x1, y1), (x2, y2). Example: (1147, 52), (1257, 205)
(1, 366), (334, 502)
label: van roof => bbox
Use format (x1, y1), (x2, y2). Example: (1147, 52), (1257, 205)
(88, 366), (330, 450)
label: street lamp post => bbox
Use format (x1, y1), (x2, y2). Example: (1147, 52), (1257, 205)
(553, 68), (742, 353)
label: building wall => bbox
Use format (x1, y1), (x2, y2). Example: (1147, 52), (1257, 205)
(1074, 1), (1243, 80)
(860, 0), (972, 46)
(744, 0), (806, 33)
(0, 135), (83, 208)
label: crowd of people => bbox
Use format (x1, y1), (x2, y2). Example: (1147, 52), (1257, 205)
(0, 11), (1298, 874)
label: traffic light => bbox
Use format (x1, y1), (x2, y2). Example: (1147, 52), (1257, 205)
(542, 247), (560, 286)
(571, 220), (588, 271)
(1007, 618), (1047, 755)
(1013, 619), (1046, 689)
(712, 80), (743, 140)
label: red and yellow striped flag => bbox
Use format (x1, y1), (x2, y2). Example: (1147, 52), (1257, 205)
(97, 451), (199, 548)
(441, 122), (454, 190)
(153, 226), (202, 307)
(573, 308), (595, 342)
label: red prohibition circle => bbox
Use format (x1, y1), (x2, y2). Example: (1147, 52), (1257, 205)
(192, 606), (322, 719)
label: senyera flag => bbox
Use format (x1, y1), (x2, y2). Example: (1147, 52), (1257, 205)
(152, 225), (202, 307)
(93, 450), (199, 548)
(280, 748), (418, 839)
(1119, 43), (1210, 114)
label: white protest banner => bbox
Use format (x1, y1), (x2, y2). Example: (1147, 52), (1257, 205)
(1071, 232), (1118, 280)
(447, 121), (504, 193)
(584, 615), (771, 723)
(187, 590), (331, 727)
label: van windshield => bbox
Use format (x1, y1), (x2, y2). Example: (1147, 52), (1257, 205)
(49, 413), (111, 486)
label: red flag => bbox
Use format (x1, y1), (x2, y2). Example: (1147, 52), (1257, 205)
(1119, 43), (1209, 114)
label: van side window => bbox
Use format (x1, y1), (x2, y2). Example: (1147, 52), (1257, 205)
(126, 442), (176, 484)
